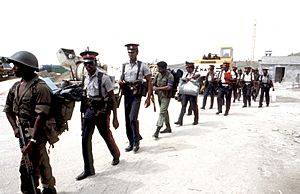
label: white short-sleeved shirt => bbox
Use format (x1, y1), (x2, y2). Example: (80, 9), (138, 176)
(84, 69), (114, 97)
(207, 71), (216, 82)
(261, 74), (272, 83)
(122, 61), (151, 82)
(231, 70), (237, 79)
(243, 73), (253, 82)
(183, 72), (200, 80)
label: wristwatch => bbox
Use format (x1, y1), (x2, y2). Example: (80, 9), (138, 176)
(30, 138), (37, 143)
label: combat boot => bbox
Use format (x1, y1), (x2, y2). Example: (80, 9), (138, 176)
(42, 187), (57, 194)
(160, 123), (172, 133)
(153, 126), (161, 139)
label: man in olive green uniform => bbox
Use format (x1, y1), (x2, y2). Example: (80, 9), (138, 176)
(152, 61), (174, 139)
(3, 51), (56, 194)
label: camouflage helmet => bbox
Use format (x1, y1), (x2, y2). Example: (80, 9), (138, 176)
(8, 51), (39, 70)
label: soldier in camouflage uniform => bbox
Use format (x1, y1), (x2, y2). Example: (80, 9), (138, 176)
(3, 51), (56, 194)
(152, 61), (174, 139)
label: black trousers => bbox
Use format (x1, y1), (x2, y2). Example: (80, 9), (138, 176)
(232, 83), (238, 102)
(81, 107), (120, 173)
(124, 89), (143, 146)
(259, 86), (270, 106)
(202, 83), (215, 108)
(242, 84), (252, 106)
(217, 86), (232, 113)
(178, 94), (198, 124)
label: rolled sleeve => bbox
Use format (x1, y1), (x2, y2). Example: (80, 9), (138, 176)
(167, 73), (174, 87)
(35, 84), (52, 115)
(3, 83), (18, 113)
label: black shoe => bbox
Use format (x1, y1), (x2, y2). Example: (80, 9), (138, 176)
(200, 107), (205, 110)
(258, 105), (262, 108)
(112, 157), (119, 166)
(174, 121), (182, 126)
(209, 106), (213, 109)
(133, 142), (140, 153)
(192, 121), (198, 125)
(224, 112), (229, 116)
(42, 187), (56, 194)
(249, 103), (251, 107)
(187, 113), (192, 116)
(125, 145), (133, 152)
(242, 105), (247, 108)
(266, 104), (269, 107)
(160, 128), (172, 133)
(24, 189), (41, 194)
(76, 171), (95, 181)
(216, 111), (222, 115)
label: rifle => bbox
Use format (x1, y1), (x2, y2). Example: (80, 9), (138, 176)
(116, 87), (123, 108)
(151, 93), (156, 112)
(18, 123), (37, 194)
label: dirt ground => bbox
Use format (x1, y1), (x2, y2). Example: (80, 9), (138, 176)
(0, 79), (300, 194)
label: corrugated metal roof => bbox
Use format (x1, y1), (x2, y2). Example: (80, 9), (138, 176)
(260, 56), (300, 65)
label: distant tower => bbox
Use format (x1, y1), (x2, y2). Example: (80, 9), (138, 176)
(251, 19), (257, 61)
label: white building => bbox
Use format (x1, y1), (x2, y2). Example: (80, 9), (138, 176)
(259, 52), (300, 84)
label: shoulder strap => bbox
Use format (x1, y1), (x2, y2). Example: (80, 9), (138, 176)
(97, 72), (104, 98)
(121, 63), (126, 81)
(154, 73), (159, 86)
(81, 75), (85, 88)
(136, 61), (142, 80)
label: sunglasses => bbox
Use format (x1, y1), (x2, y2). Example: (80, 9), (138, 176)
(83, 62), (95, 66)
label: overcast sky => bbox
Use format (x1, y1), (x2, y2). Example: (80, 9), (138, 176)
(1, 0), (299, 67)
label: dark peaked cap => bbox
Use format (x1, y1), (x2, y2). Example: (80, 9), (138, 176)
(125, 43), (139, 52)
(80, 50), (98, 63)
(185, 61), (194, 67)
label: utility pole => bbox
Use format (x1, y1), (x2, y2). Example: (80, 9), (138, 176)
(251, 19), (257, 61)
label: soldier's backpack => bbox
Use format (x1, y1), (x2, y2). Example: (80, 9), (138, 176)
(169, 68), (183, 98)
(154, 69), (183, 98)
(31, 78), (81, 145)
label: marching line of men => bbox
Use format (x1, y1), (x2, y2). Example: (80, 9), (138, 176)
(3, 44), (275, 193)
(198, 63), (275, 115)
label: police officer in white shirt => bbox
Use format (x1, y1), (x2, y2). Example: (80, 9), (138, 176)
(118, 43), (152, 153)
(241, 67), (253, 108)
(77, 50), (120, 181)
(258, 68), (274, 107)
